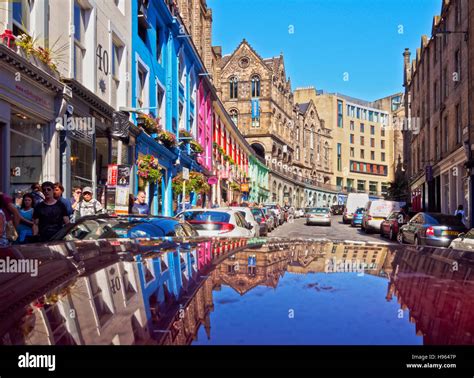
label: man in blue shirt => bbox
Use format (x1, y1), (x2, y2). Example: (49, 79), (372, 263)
(132, 191), (150, 215)
(53, 182), (74, 217)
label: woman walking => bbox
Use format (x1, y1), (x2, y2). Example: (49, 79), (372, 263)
(17, 193), (35, 243)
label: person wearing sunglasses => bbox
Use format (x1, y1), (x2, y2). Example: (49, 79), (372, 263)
(32, 181), (70, 242)
(71, 186), (82, 211)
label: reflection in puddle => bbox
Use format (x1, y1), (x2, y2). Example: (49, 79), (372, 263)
(0, 239), (473, 345)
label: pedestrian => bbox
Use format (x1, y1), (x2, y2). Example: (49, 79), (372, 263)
(32, 182), (70, 242)
(131, 191), (150, 215)
(71, 186), (82, 211)
(0, 192), (21, 244)
(73, 186), (104, 220)
(30, 183), (45, 205)
(16, 193), (35, 243)
(454, 205), (465, 221)
(53, 182), (74, 217)
(0, 196), (9, 247)
(128, 194), (135, 214)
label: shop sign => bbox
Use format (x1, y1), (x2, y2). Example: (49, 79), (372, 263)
(116, 165), (131, 215)
(241, 183), (250, 192)
(107, 164), (118, 187)
(183, 167), (190, 181)
(117, 165), (130, 186)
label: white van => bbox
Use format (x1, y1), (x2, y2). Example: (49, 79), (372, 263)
(343, 193), (369, 224)
(361, 200), (403, 233)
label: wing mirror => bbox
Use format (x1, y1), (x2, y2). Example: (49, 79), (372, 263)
(246, 223), (253, 230)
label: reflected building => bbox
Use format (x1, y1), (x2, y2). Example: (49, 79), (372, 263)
(387, 247), (474, 344)
(1, 260), (149, 345)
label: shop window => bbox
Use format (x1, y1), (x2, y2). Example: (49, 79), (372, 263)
(10, 117), (46, 197)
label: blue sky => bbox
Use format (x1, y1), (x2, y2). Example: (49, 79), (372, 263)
(208, 0), (441, 101)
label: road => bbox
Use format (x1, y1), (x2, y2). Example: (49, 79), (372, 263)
(268, 215), (397, 244)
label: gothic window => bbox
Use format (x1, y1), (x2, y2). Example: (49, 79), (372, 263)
(251, 75), (261, 97)
(230, 109), (238, 126)
(229, 76), (238, 99)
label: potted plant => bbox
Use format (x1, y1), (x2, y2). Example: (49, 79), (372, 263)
(158, 130), (178, 148)
(172, 171), (210, 194)
(179, 129), (193, 140)
(190, 139), (204, 154)
(136, 154), (162, 188)
(137, 113), (161, 135)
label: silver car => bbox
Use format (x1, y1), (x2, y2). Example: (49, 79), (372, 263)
(306, 207), (331, 226)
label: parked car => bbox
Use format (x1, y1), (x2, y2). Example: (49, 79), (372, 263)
(398, 212), (468, 247)
(295, 208), (305, 218)
(51, 215), (199, 241)
(230, 207), (260, 237)
(361, 200), (403, 233)
(250, 207), (269, 236)
(265, 203), (285, 225)
(306, 207), (331, 226)
(262, 207), (277, 231)
(351, 208), (365, 227)
(331, 205), (344, 215)
(380, 211), (417, 240)
(343, 193), (369, 224)
(449, 229), (474, 251)
(176, 209), (253, 237)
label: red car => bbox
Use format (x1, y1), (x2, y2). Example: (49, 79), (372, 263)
(380, 210), (415, 240)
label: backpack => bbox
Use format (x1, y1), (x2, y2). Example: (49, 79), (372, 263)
(78, 200), (98, 216)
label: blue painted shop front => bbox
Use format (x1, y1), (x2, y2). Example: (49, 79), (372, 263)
(131, 0), (207, 216)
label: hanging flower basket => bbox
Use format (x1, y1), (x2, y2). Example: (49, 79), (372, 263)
(230, 182), (241, 192)
(190, 139), (204, 154)
(158, 130), (178, 148)
(136, 154), (162, 184)
(179, 129), (193, 140)
(172, 171), (210, 195)
(137, 113), (161, 135)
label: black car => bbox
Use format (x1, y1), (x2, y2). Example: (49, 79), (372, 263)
(50, 214), (199, 241)
(398, 212), (468, 247)
(330, 205), (344, 215)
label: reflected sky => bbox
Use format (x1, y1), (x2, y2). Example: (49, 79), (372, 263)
(195, 272), (420, 345)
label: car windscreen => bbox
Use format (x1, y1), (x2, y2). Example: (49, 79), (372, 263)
(251, 208), (262, 216)
(63, 219), (168, 240)
(426, 214), (465, 226)
(182, 211), (231, 223)
(309, 208), (329, 213)
(355, 208), (364, 214)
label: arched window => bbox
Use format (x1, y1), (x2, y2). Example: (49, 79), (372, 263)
(296, 146), (300, 161)
(230, 109), (238, 126)
(229, 76), (238, 99)
(251, 75), (260, 97)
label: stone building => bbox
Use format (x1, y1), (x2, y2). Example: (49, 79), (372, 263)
(295, 87), (396, 199)
(213, 40), (338, 206)
(403, 0), (470, 218)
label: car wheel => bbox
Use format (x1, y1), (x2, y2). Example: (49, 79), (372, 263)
(389, 227), (394, 240)
(397, 232), (404, 244)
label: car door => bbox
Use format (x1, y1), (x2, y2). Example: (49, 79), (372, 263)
(405, 214), (420, 243)
(235, 212), (251, 237)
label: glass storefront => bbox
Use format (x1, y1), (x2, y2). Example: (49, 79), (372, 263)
(70, 138), (93, 190)
(9, 114), (46, 201)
